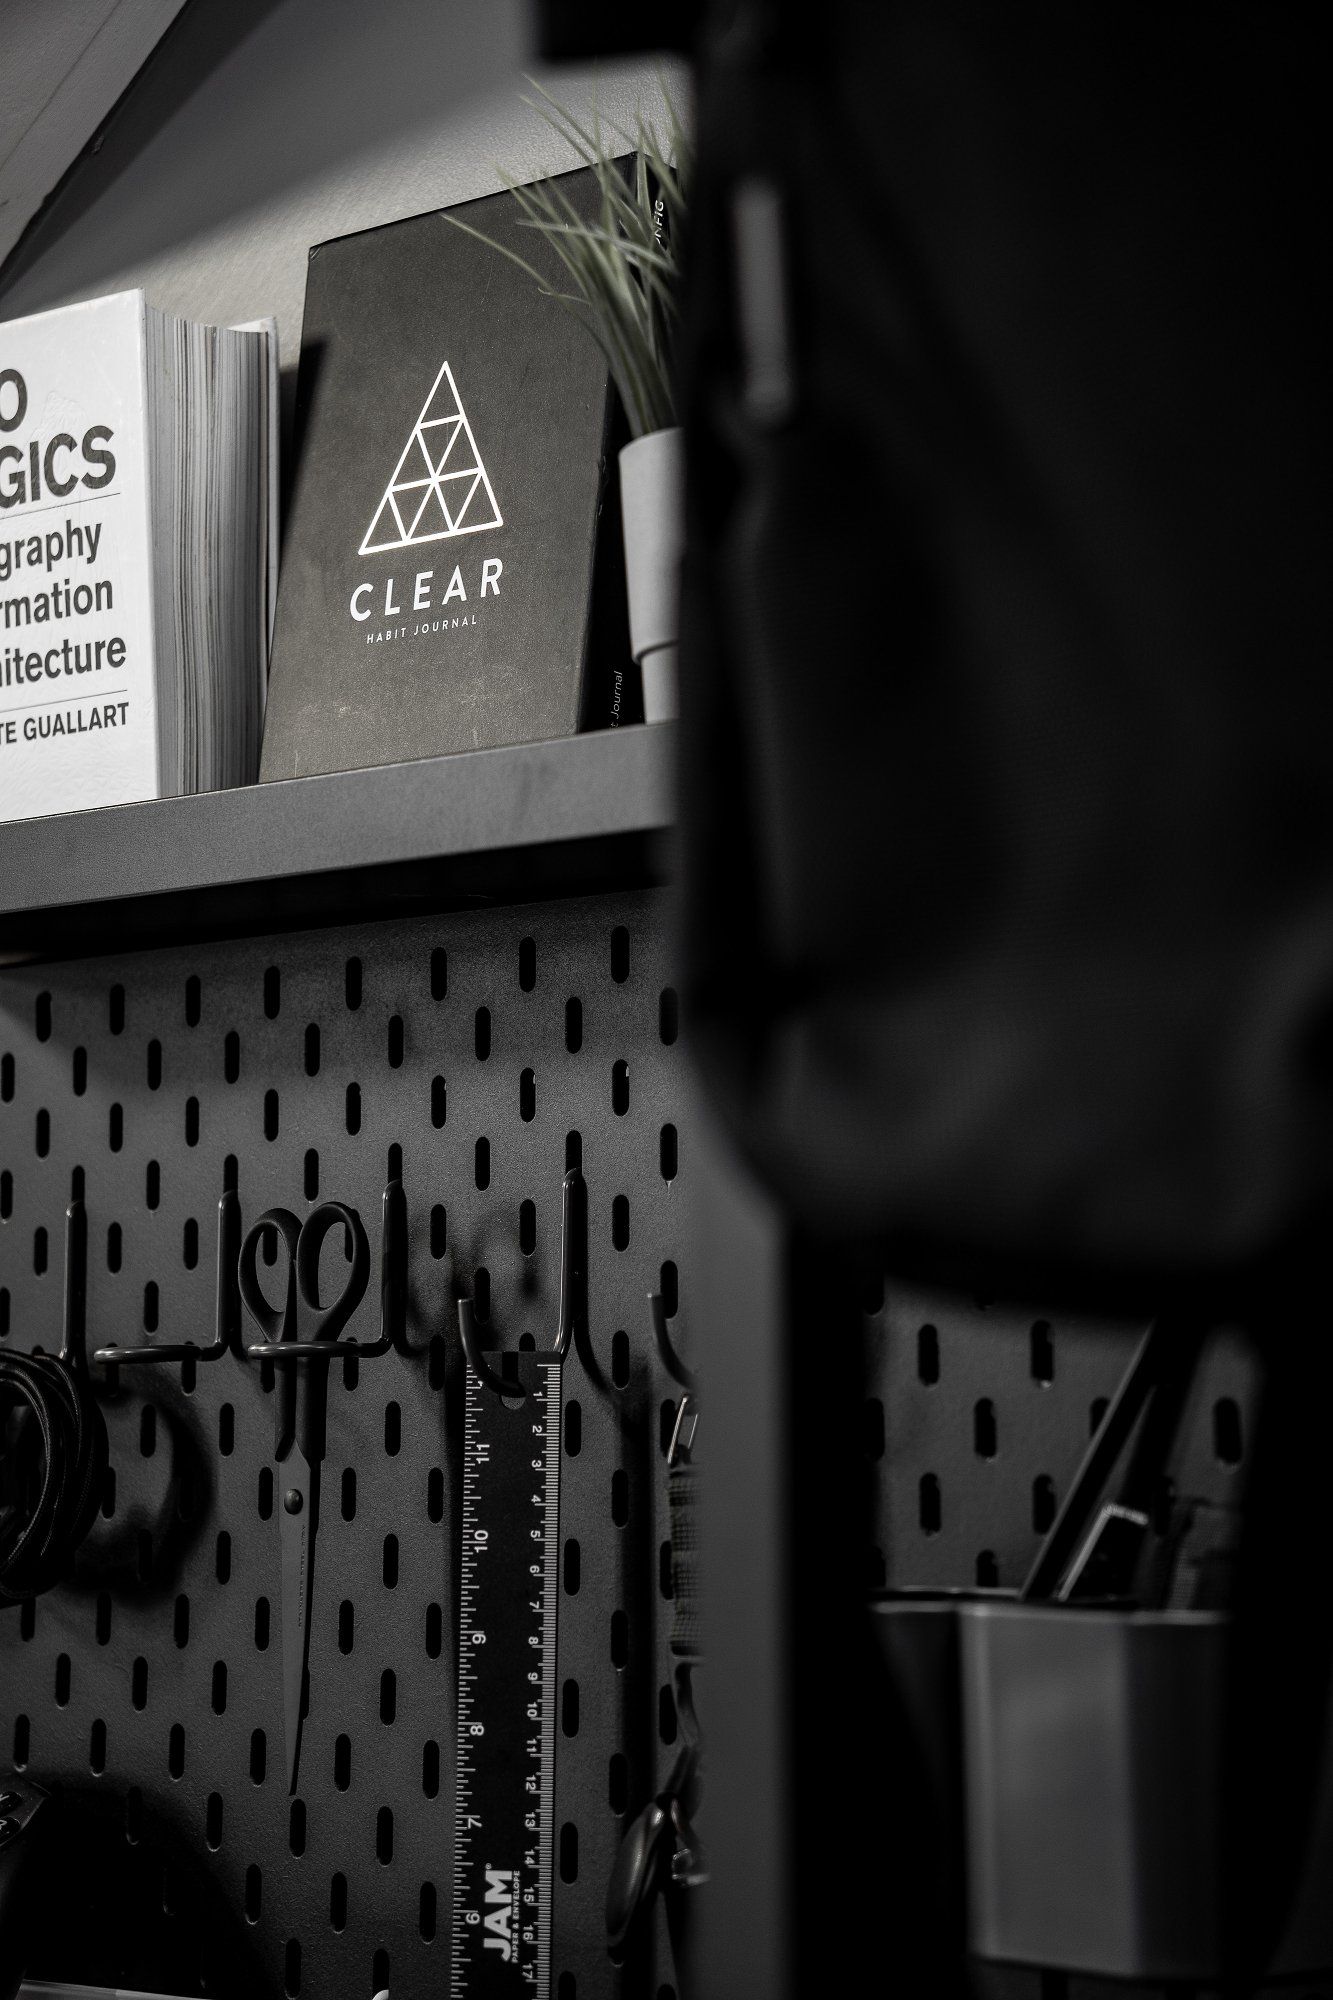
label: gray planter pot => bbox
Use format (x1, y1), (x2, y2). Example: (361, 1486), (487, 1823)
(619, 425), (683, 723)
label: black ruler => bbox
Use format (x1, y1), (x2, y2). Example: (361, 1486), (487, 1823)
(450, 1355), (562, 1996)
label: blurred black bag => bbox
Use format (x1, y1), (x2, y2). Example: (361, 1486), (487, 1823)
(677, 5), (1332, 1295)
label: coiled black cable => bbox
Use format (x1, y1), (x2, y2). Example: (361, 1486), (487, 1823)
(0, 1342), (107, 1603)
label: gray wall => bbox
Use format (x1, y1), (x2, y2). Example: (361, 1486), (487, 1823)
(0, 0), (680, 369)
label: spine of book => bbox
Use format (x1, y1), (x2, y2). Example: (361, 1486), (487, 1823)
(0, 291), (160, 821)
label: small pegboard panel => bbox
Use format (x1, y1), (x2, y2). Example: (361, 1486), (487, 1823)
(866, 1286), (1330, 2000)
(0, 888), (689, 2000)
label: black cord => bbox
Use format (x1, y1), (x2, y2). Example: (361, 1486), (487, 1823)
(0, 1345), (107, 1604)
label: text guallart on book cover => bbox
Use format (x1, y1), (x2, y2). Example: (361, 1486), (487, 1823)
(260, 169), (617, 783)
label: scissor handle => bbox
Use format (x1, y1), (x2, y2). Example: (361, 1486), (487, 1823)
(238, 1209), (302, 1344)
(295, 1203), (371, 1342)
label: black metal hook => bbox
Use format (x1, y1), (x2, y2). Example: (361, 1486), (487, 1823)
(649, 1292), (696, 1392)
(93, 1188), (243, 1375)
(457, 1168), (584, 1399)
(239, 1176), (417, 1364)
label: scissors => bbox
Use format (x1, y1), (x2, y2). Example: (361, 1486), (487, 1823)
(239, 1202), (370, 1793)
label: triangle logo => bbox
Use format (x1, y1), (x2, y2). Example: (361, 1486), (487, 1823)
(359, 360), (503, 555)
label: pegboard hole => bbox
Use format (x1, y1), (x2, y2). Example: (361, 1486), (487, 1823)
(381, 1669), (397, 1724)
(143, 1282), (159, 1333)
(660, 1259), (679, 1319)
(330, 1872), (348, 1932)
(659, 1683), (678, 1744)
(474, 1005), (491, 1060)
(169, 1723), (185, 1780)
(289, 1800), (306, 1857)
(183, 1217), (199, 1270)
(55, 1652), (71, 1706)
(224, 1030), (240, 1084)
(422, 1741), (440, 1798)
(373, 1949), (390, 1992)
(139, 1404), (157, 1457)
(660, 1123), (678, 1181)
(428, 1074), (447, 1129)
(611, 1329), (630, 1388)
(254, 1597), (270, 1651)
(13, 1715), (29, 1767)
(205, 1792), (222, 1849)
(974, 1398), (998, 1459)
(1033, 1475), (1057, 1534)
(565, 997), (583, 1053)
(338, 1601), (355, 1655)
(211, 1662), (227, 1714)
(563, 1538), (581, 1596)
(341, 1468), (357, 1520)
(517, 1196), (537, 1256)
(217, 1403), (234, 1456)
(0, 1172), (10, 1222)
(185, 974), (202, 1026)
(90, 1719), (107, 1775)
(566, 1129), (582, 1172)
(132, 1656), (148, 1710)
(0, 1287), (8, 1339)
(561, 1677), (580, 1737)
(383, 1533), (400, 1588)
(612, 1059), (630, 1115)
(35, 1106), (50, 1157)
(305, 1023), (320, 1076)
(611, 1610), (629, 1668)
(474, 1266), (491, 1322)
(976, 1550), (1000, 1588)
(1030, 1320), (1055, 1383)
(389, 1013), (405, 1067)
(32, 1226), (47, 1276)
(425, 1466), (445, 1523)
(215, 1532), (231, 1584)
(1214, 1397), (1243, 1465)
(564, 1399), (582, 1457)
(419, 1882), (437, 1942)
(520, 1066), (536, 1122)
(73, 1045), (87, 1095)
(334, 1734), (352, 1791)
(475, 1136), (490, 1190)
(174, 1594), (190, 1649)
(147, 1038), (162, 1090)
(609, 1752), (629, 1814)
(145, 1160), (160, 1209)
(244, 1865), (261, 1923)
(612, 1195), (630, 1250)
(384, 1404), (402, 1457)
(109, 983), (125, 1034)
(611, 1470), (629, 1526)
(919, 1473), (942, 1535)
(109, 1103), (124, 1152)
(377, 1806), (394, 1864)
(426, 1604), (443, 1659)
(263, 966), (281, 1019)
(559, 1822), (579, 1882)
(258, 1468), (274, 1520)
(95, 1592), (112, 1645)
(251, 1729), (267, 1785)
(0, 1052), (13, 1100)
(611, 925), (630, 982)
(185, 1095), (199, 1147)
(430, 946), (448, 1000)
(917, 1323), (940, 1385)
(35, 990), (52, 1041)
(428, 1334), (446, 1389)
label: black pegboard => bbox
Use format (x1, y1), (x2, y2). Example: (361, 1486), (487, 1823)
(0, 889), (689, 2000)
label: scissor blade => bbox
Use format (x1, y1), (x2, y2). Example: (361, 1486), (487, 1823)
(279, 1445), (317, 1794)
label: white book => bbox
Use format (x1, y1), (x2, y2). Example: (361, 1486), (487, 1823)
(0, 290), (277, 824)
